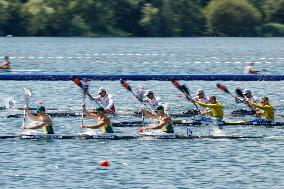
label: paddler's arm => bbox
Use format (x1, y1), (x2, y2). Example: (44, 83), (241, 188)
(22, 121), (45, 129)
(200, 109), (212, 115)
(105, 96), (114, 112)
(82, 104), (97, 119)
(195, 101), (222, 108)
(22, 116), (51, 129)
(81, 117), (108, 129)
(144, 117), (167, 130)
(24, 106), (40, 121)
(140, 107), (158, 119)
(249, 102), (269, 111)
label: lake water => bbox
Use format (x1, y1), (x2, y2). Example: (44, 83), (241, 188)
(0, 37), (284, 188)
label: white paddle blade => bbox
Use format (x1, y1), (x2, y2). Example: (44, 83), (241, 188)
(23, 88), (32, 105)
(135, 86), (144, 101)
(24, 88), (32, 98)
(81, 81), (89, 93)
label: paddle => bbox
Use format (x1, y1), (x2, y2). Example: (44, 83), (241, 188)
(235, 87), (256, 111)
(235, 88), (244, 98)
(81, 81), (89, 126)
(216, 83), (254, 110)
(172, 79), (200, 110)
(23, 88), (32, 127)
(120, 79), (146, 127)
(72, 77), (101, 107)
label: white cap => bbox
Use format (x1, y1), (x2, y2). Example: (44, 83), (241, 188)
(98, 87), (106, 94)
(145, 90), (154, 96)
(243, 89), (251, 95)
(196, 89), (204, 95)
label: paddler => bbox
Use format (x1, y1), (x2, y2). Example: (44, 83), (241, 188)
(139, 105), (174, 133)
(189, 89), (210, 114)
(192, 89), (210, 104)
(244, 62), (261, 74)
(234, 89), (258, 115)
(0, 56), (11, 69)
(81, 105), (114, 134)
(242, 89), (257, 103)
(249, 97), (274, 122)
(145, 90), (159, 112)
(192, 96), (224, 121)
(22, 105), (54, 134)
(92, 87), (115, 113)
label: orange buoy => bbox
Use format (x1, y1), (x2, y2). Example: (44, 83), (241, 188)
(100, 160), (109, 167)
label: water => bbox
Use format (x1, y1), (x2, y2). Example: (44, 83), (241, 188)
(0, 37), (284, 188)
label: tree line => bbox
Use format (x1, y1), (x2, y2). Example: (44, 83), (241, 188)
(0, 0), (283, 37)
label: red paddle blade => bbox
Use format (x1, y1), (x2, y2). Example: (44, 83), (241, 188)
(172, 79), (181, 89)
(216, 83), (230, 94)
(72, 77), (81, 85)
(120, 79), (132, 92)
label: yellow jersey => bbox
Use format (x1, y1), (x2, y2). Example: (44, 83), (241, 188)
(39, 115), (54, 134)
(195, 101), (224, 118)
(250, 102), (274, 121)
(98, 116), (113, 134)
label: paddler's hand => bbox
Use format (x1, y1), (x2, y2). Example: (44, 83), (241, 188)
(140, 105), (145, 112)
(21, 125), (26, 129)
(23, 105), (28, 111)
(80, 124), (85, 128)
(250, 109), (256, 114)
(190, 99), (196, 103)
(82, 103), (86, 109)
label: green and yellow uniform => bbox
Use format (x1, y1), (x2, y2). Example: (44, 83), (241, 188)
(250, 102), (274, 121)
(39, 115), (54, 134)
(195, 101), (224, 119)
(159, 115), (174, 133)
(98, 116), (113, 134)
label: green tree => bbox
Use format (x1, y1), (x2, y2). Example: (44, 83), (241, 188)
(139, 3), (161, 36)
(159, 0), (205, 36)
(262, 22), (284, 36)
(111, 0), (144, 36)
(22, 0), (56, 36)
(263, 0), (284, 24)
(0, 0), (9, 36)
(205, 0), (261, 36)
(3, 1), (27, 36)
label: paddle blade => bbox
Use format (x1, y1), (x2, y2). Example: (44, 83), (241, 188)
(181, 84), (190, 95)
(72, 77), (82, 87)
(24, 88), (32, 98)
(235, 88), (244, 98)
(172, 79), (181, 89)
(81, 80), (89, 93)
(120, 79), (132, 92)
(216, 83), (230, 94)
(135, 86), (144, 102)
(172, 79), (185, 94)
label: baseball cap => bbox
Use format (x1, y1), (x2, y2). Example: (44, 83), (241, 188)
(156, 105), (164, 112)
(97, 87), (106, 94)
(145, 90), (154, 96)
(243, 89), (251, 95)
(36, 106), (45, 111)
(196, 89), (204, 95)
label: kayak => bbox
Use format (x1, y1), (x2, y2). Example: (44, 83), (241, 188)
(110, 120), (284, 127)
(231, 109), (255, 117)
(0, 133), (266, 140)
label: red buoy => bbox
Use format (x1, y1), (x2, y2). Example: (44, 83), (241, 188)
(139, 128), (144, 133)
(100, 160), (109, 167)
